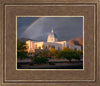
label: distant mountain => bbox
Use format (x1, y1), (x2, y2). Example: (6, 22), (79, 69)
(17, 38), (33, 43)
(68, 37), (83, 50)
(17, 38), (46, 43)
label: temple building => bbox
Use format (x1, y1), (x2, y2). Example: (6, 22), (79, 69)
(26, 28), (81, 53)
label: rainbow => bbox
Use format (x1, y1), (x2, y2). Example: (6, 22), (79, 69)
(21, 17), (43, 36)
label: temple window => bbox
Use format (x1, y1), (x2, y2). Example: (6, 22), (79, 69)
(45, 46), (47, 49)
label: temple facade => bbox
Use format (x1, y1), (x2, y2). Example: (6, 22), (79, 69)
(26, 28), (81, 53)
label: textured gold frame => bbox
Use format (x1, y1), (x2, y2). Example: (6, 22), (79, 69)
(0, 0), (100, 86)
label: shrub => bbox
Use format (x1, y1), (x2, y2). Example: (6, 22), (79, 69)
(56, 49), (82, 62)
(62, 47), (72, 51)
(56, 50), (73, 62)
(32, 57), (48, 64)
(49, 48), (57, 58)
(17, 51), (28, 60)
(72, 50), (82, 60)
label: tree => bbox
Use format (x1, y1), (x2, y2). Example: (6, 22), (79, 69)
(65, 51), (73, 62)
(17, 39), (28, 59)
(56, 49), (82, 62)
(63, 47), (72, 51)
(49, 48), (57, 58)
(40, 50), (48, 57)
(34, 50), (49, 58)
(78, 50), (83, 57)
(17, 39), (27, 50)
(56, 50), (66, 59)
(17, 51), (28, 60)
(72, 50), (82, 61)
(56, 50), (73, 62)
(32, 57), (48, 64)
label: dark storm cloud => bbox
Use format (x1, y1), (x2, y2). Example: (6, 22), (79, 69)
(17, 17), (40, 38)
(17, 17), (83, 41)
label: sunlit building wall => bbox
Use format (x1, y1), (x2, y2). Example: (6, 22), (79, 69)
(26, 28), (81, 53)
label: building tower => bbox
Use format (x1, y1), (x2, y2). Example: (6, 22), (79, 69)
(47, 28), (58, 42)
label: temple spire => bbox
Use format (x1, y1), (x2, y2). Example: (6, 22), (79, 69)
(47, 27), (58, 42)
(51, 27), (54, 33)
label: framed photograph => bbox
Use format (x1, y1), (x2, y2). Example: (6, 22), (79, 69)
(0, 0), (100, 86)
(17, 16), (83, 70)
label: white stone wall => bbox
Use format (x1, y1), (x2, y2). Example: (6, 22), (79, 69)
(34, 41), (62, 50)
(26, 40), (82, 53)
(66, 42), (71, 47)
(35, 42), (44, 49)
(69, 45), (81, 51)
(56, 41), (66, 49)
(26, 40), (35, 52)
(73, 45), (81, 51)
(44, 42), (62, 50)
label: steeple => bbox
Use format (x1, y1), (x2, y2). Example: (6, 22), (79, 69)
(47, 27), (58, 42)
(51, 28), (54, 33)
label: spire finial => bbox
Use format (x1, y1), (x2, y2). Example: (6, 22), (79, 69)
(51, 27), (54, 33)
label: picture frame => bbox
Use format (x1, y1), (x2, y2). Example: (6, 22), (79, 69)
(0, 0), (100, 86)
(17, 16), (84, 70)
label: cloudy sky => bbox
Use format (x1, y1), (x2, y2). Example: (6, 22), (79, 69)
(17, 17), (83, 41)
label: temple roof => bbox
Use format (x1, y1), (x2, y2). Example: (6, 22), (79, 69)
(48, 28), (57, 39)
